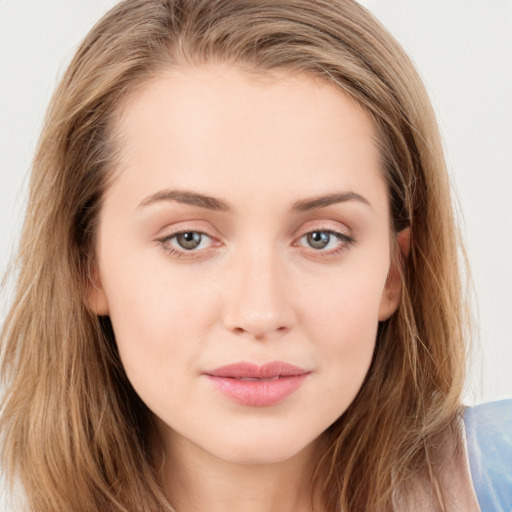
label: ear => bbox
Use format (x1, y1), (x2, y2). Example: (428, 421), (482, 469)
(87, 263), (110, 316)
(378, 227), (411, 321)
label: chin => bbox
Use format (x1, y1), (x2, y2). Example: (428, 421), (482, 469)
(201, 429), (318, 466)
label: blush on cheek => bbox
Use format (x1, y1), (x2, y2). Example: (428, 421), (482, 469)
(305, 286), (380, 388)
(306, 281), (382, 335)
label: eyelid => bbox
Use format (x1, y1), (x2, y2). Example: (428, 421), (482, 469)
(155, 221), (224, 258)
(294, 229), (353, 247)
(154, 220), (355, 260)
(292, 222), (355, 257)
(294, 220), (354, 240)
(166, 231), (213, 250)
(154, 219), (222, 240)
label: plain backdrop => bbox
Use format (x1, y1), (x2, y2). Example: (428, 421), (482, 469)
(0, 0), (511, 410)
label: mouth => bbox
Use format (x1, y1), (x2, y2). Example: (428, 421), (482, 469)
(203, 361), (310, 407)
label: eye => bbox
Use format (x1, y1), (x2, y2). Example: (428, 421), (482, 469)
(164, 231), (213, 251)
(297, 230), (352, 251)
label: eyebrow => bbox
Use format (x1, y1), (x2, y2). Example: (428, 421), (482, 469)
(291, 192), (370, 211)
(138, 190), (230, 211)
(137, 189), (370, 212)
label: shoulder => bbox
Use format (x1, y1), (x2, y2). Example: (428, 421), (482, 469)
(464, 399), (512, 512)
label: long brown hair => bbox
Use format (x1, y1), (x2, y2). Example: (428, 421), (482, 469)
(1, 1), (468, 510)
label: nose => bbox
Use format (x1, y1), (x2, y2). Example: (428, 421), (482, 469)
(222, 247), (295, 341)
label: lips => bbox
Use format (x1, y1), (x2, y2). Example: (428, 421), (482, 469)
(204, 361), (310, 407)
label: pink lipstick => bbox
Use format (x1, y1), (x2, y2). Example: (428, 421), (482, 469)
(204, 361), (310, 407)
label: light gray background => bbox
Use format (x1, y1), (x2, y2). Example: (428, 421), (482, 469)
(0, 0), (511, 416)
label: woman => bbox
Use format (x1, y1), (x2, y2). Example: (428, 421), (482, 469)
(0, 1), (509, 511)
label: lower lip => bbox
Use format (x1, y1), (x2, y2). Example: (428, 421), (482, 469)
(206, 374), (309, 407)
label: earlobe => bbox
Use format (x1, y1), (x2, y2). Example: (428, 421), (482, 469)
(87, 264), (110, 316)
(378, 227), (411, 321)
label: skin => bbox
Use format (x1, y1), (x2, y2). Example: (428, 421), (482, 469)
(88, 65), (480, 512)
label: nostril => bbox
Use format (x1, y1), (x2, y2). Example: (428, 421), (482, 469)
(229, 324), (290, 340)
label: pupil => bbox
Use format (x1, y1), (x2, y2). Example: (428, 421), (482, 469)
(308, 231), (330, 249)
(177, 232), (201, 250)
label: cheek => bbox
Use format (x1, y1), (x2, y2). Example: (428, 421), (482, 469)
(102, 275), (224, 423)
(300, 266), (386, 345)
(99, 254), (221, 386)
(297, 266), (387, 403)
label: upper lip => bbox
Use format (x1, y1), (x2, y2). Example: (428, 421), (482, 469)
(205, 361), (309, 379)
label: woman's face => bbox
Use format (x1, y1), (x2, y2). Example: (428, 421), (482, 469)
(91, 65), (403, 466)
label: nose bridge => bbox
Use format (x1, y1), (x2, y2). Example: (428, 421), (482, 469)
(222, 240), (294, 339)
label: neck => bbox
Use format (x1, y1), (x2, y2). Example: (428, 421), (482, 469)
(155, 431), (323, 512)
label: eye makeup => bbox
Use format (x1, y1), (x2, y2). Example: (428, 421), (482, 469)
(156, 224), (355, 262)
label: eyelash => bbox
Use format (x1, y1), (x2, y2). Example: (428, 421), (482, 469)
(295, 229), (355, 258)
(157, 231), (215, 259)
(157, 228), (355, 259)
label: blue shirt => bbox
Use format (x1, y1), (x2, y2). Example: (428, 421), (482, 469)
(464, 399), (512, 512)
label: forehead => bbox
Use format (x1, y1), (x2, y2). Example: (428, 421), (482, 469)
(107, 64), (387, 213)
